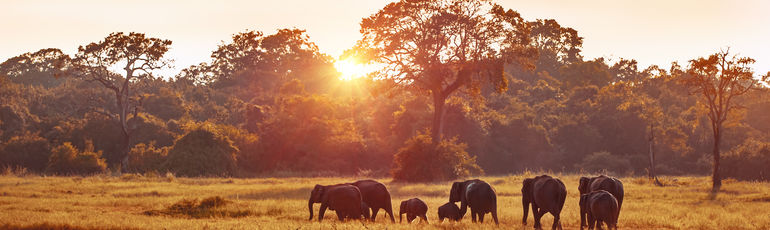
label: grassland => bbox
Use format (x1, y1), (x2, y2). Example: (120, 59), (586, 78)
(1, 172), (769, 230)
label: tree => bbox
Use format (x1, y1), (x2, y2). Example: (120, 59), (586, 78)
(351, 0), (536, 143)
(71, 32), (172, 170)
(0, 48), (70, 88)
(682, 49), (768, 192)
(528, 19), (582, 74)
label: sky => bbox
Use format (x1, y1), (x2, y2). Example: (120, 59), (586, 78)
(1, 0), (769, 77)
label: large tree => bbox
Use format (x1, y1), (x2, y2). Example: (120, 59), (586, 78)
(72, 32), (171, 170)
(682, 49), (768, 192)
(351, 0), (536, 143)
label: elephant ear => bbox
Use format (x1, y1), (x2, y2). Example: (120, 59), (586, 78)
(578, 177), (590, 194)
(449, 182), (461, 202)
(521, 178), (533, 193)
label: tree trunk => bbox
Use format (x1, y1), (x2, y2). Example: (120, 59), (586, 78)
(711, 123), (722, 192)
(648, 123), (662, 186)
(117, 80), (132, 173)
(431, 91), (447, 144)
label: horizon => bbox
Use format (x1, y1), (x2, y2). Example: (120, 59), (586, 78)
(1, 0), (769, 76)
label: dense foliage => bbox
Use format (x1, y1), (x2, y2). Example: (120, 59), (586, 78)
(0, 0), (768, 181)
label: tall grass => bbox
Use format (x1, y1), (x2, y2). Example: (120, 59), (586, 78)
(0, 174), (768, 229)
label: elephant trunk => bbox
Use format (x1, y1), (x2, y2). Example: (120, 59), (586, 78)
(308, 200), (314, 221)
(522, 197), (529, 225)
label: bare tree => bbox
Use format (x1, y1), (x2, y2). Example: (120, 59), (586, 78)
(72, 32), (172, 171)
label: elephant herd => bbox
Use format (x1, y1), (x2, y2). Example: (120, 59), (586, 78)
(308, 175), (624, 230)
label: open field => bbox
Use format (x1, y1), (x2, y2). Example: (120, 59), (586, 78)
(1, 173), (769, 229)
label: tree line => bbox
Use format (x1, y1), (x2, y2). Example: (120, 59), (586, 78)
(1, 0), (768, 190)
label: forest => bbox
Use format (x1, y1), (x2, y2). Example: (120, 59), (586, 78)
(1, 0), (769, 187)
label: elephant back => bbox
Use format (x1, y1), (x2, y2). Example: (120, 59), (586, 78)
(464, 180), (496, 210)
(325, 185), (363, 211)
(589, 176), (623, 203)
(352, 180), (391, 204)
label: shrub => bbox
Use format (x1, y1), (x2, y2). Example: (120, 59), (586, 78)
(723, 139), (770, 181)
(575, 151), (632, 175)
(143, 196), (250, 218)
(46, 142), (107, 175)
(391, 133), (483, 182)
(166, 125), (238, 177)
(126, 143), (168, 173)
(143, 88), (188, 121)
(129, 113), (176, 148)
(0, 132), (51, 172)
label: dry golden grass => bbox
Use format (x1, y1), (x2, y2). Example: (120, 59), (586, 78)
(1, 173), (769, 229)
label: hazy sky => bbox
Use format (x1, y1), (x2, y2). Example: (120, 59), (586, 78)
(1, 0), (768, 77)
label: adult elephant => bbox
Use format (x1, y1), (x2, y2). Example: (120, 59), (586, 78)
(308, 184), (369, 221)
(449, 179), (499, 224)
(351, 180), (395, 222)
(522, 175), (567, 230)
(578, 175), (624, 228)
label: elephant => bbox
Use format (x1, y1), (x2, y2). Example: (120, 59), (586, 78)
(399, 198), (428, 224)
(580, 190), (619, 230)
(351, 179), (395, 222)
(438, 202), (462, 222)
(449, 179), (499, 224)
(579, 175), (624, 228)
(308, 184), (369, 222)
(522, 175), (567, 230)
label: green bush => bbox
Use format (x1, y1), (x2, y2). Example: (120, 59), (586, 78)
(575, 151), (632, 175)
(723, 139), (770, 181)
(143, 88), (188, 121)
(391, 133), (483, 182)
(46, 142), (107, 175)
(126, 143), (168, 173)
(0, 132), (51, 172)
(166, 124), (238, 177)
(129, 113), (176, 148)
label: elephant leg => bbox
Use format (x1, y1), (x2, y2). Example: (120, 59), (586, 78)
(478, 212), (485, 223)
(371, 207), (379, 221)
(596, 220), (604, 230)
(408, 214), (416, 223)
(386, 206), (396, 223)
(420, 215), (429, 224)
(552, 212), (561, 230)
(491, 209), (499, 225)
(337, 211), (345, 221)
(535, 209), (548, 229)
(471, 209), (477, 223)
(587, 213), (596, 230)
(318, 203), (328, 222)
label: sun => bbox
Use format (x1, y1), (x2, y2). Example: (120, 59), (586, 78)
(334, 58), (372, 81)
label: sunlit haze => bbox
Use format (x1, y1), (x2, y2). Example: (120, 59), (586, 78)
(1, 0), (769, 76)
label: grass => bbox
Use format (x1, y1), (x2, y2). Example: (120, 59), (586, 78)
(1, 173), (769, 229)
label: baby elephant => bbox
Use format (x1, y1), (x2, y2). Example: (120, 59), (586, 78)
(580, 190), (619, 230)
(438, 202), (461, 222)
(400, 198), (429, 224)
